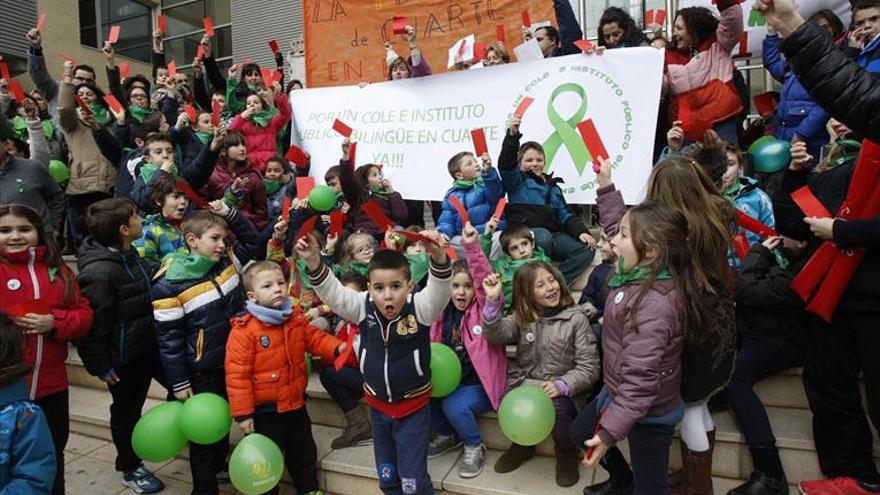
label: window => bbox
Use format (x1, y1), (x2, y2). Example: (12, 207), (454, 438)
(161, 0), (232, 70)
(78, 0), (152, 63)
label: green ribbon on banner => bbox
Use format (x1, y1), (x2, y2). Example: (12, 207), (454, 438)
(542, 83), (591, 175)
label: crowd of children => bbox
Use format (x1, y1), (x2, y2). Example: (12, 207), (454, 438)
(0, 0), (877, 494)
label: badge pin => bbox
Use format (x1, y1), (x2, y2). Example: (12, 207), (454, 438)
(525, 332), (535, 343)
(614, 291), (624, 304)
(7, 279), (21, 291)
(472, 325), (482, 336)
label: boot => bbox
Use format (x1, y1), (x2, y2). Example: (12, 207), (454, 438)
(331, 404), (372, 449)
(672, 429), (715, 495)
(584, 449), (634, 495)
(494, 443), (535, 473)
(728, 472), (788, 495)
(729, 444), (788, 495)
(554, 438), (580, 487)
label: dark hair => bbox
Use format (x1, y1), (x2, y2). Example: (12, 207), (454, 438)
(324, 165), (342, 184)
(512, 262), (573, 323)
(447, 151), (472, 179)
(597, 7), (649, 48)
(132, 114), (164, 144)
(809, 10), (845, 38)
(149, 174), (186, 209)
(286, 80), (304, 93)
(124, 84), (151, 106)
(536, 25), (560, 44)
(144, 131), (173, 149)
(452, 259), (470, 278)
(74, 81), (107, 103)
(367, 249), (411, 282)
(219, 131), (247, 154)
(72, 64), (96, 79)
(354, 164), (381, 195)
(853, 0), (880, 16)
(242, 260), (284, 292)
(517, 141), (545, 167)
(0, 314), (32, 387)
(387, 57), (412, 80)
(236, 63), (263, 98)
(340, 271), (368, 291)
(122, 74), (152, 94)
(265, 155), (290, 174)
(675, 7), (719, 48)
(687, 144), (729, 189)
(86, 198), (137, 248)
(500, 224), (533, 254)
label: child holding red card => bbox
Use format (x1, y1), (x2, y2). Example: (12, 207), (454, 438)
(228, 82), (292, 173)
(338, 139), (408, 239)
(203, 130), (269, 231)
(0, 204), (94, 495)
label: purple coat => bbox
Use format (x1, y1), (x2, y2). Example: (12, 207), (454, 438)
(430, 239), (507, 410)
(595, 184), (685, 445)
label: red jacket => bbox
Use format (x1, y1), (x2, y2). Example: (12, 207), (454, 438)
(0, 247), (94, 399)
(228, 92), (292, 174)
(202, 160), (269, 231)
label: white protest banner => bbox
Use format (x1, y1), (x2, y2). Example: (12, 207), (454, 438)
(291, 47), (663, 204)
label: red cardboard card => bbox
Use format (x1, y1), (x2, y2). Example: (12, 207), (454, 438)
(733, 232), (750, 262)
(736, 210), (779, 239)
(496, 24), (506, 43)
(574, 39), (595, 53)
(445, 247), (458, 261)
(753, 92), (777, 116)
(737, 32), (749, 57)
(211, 100), (221, 126)
(332, 119), (353, 137)
(0, 61), (9, 81)
(474, 42), (488, 62)
(166, 60), (177, 78)
(183, 104), (198, 124)
(8, 80), (24, 103)
(203, 17), (215, 36)
(577, 119), (609, 163)
(392, 16), (408, 35)
(397, 230), (439, 247)
(471, 128), (488, 157)
(272, 69), (283, 84)
(791, 186), (832, 219)
(268, 39), (280, 55)
(296, 215), (318, 241)
(655, 9), (667, 26)
(493, 197), (508, 220)
(75, 95), (93, 116)
(329, 210), (345, 239)
(4, 299), (51, 317)
(196, 44), (206, 60)
(157, 14), (166, 33)
(53, 52), (76, 64)
(645, 10), (655, 26)
(108, 25), (121, 44)
(176, 182), (210, 208)
(678, 98), (693, 131)
(362, 202), (395, 232)
(285, 145), (308, 167)
(36, 13), (46, 32)
(103, 94), (124, 114)
(260, 67), (272, 84)
(296, 177), (316, 200)
(514, 97), (534, 118)
(448, 195), (470, 223)
(521, 9), (531, 28)
(281, 196), (292, 222)
(119, 62), (130, 79)
(333, 331), (355, 371)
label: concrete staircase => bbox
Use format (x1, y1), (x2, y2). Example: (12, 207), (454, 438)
(66, 344), (880, 495)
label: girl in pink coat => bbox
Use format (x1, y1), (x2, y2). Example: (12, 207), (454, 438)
(428, 221), (507, 479)
(228, 83), (292, 174)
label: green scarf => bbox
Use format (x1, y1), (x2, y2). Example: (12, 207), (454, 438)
(140, 162), (178, 185)
(723, 181), (741, 199)
(128, 105), (153, 123)
(369, 185), (391, 197)
(250, 107), (278, 128)
(608, 257), (671, 288)
(163, 253), (217, 281)
(332, 261), (369, 278)
(11, 116), (55, 141)
(453, 176), (485, 190)
(195, 130), (213, 144)
(87, 104), (111, 126)
(405, 252), (429, 283)
(264, 179), (282, 195)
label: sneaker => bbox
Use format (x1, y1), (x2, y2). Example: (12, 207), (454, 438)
(799, 476), (879, 495)
(122, 465), (165, 494)
(428, 434), (462, 459)
(459, 443), (486, 478)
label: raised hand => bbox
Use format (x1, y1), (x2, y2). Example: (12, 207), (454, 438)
(596, 156), (613, 188)
(508, 115), (522, 136)
(462, 221), (478, 244)
(419, 229), (448, 263)
(482, 273), (503, 301)
(294, 234), (322, 271)
(667, 120), (684, 151)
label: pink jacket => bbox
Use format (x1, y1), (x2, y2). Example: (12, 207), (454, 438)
(430, 239), (507, 410)
(229, 92), (292, 174)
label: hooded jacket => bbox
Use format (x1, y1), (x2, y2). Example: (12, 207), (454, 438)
(134, 213), (185, 273)
(0, 156), (65, 234)
(728, 176), (775, 247)
(0, 381), (56, 493)
(436, 168), (506, 239)
(203, 160), (269, 232)
(58, 82), (116, 196)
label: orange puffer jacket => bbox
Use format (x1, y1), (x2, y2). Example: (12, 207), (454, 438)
(225, 308), (340, 419)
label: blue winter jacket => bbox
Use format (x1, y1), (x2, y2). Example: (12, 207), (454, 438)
(763, 34), (830, 149)
(730, 176), (775, 247)
(436, 168), (506, 238)
(856, 33), (880, 73)
(0, 381), (55, 494)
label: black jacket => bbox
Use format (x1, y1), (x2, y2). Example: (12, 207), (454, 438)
(75, 238), (157, 376)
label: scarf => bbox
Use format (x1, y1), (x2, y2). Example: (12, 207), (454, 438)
(11, 116), (55, 141)
(608, 257), (672, 288)
(87, 104), (111, 126)
(250, 107), (278, 128)
(163, 253), (217, 281)
(246, 298), (293, 326)
(195, 130), (213, 144)
(128, 105), (153, 123)
(139, 161), (178, 184)
(453, 176), (485, 189)
(723, 181), (742, 199)
(369, 185), (391, 197)
(264, 179), (282, 195)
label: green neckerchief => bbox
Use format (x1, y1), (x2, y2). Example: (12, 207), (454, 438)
(128, 105), (153, 123)
(247, 84), (258, 93)
(723, 180), (742, 199)
(264, 179), (282, 195)
(772, 249), (790, 269)
(11, 116), (55, 141)
(369, 185), (391, 197)
(453, 176), (485, 190)
(87, 104), (111, 126)
(608, 257), (672, 288)
(293, 258), (314, 290)
(332, 261), (369, 278)
(195, 130), (213, 144)
(336, 191), (345, 200)
(139, 162), (178, 185)
(163, 252), (217, 281)
(250, 107), (279, 128)
(405, 252), (429, 283)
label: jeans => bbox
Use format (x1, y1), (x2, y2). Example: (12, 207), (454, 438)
(35, 389), (69, 495)
(189, 371), (230, 495)
(319, 366), (364, 413)
(430, 384), (492, 447)
(531, 228), (594, 285)
(726, 337), (801, 447)
(371, 405), (433, 495)
(253, 408), (319, 495)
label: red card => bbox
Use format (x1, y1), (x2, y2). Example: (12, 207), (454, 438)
(108, 25), (121, 44)
(260, 67), (272, 83)
(4, 299), (51, 317)
(119, 62), (130, 79)
(296, 177), (316, 200)
(36, 13), (46, 32)
(493, 197), (508, 220)
(183, 104), (198, 124)
(196, 44), (206, 60)
(268, 39), (280, 55)
(272, 69), (283, 84)
(678, 98), (692, 131)
(329, 210), (345, 239)
(334, 331), (355, 372)
(281, 196), (292, 222)
(448, 195), (470, 224)
(75, 95), (93, 116)
(736, 210), (779, 239)
(474, 42), (488, 62)
(791, 186), (832, 219)
(655, 9), (667, 26)
(8, 80), (24, 103)
(157, 14), (166, 33)
(645, 10), (655, 26)
(737, 32), (749, 57)
(577, 119), (609, 163)
(296, 215), (318, 241)
(362, 202), (394, 232)
(52, 52), (76, 64)
(753, 92), (777, 116)
(456, 39), (467, 58)
(392, 16), (408, 35)
(521, 9), (531, 28)
(733, 232), (750, 262)
(332, 119), (353, 137)
(176, 182), (210, 208)
(211, 100), (221, 126)
(0, 62), (9, 81)
(285, 145), (308, 167)
(514, 97), (534, 118)
(166, 60), (177, 78)
(103, 94), (124, 114)
(445, 247), (458, 261)
(397, 230), (439, 247)
(574, 39), (595, 53)
(496, 24), (506, 43)
(203, 17), (215, 36)
(471, 128), (488, 157)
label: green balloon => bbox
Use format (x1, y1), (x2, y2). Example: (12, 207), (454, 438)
(498, 385), (556, 446)
(308, 185), (337, 212)
(132, 401), (188, 462)
(229, 433), (284, 495)
(747, 135), (776, 155)
(48, 160), (68, 184)
(752, 138), (792, 173)
(430, 342), (462, 398)
(180, 393), (232, 445)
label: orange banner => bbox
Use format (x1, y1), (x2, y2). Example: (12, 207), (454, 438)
(303, 0), (558, 88)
